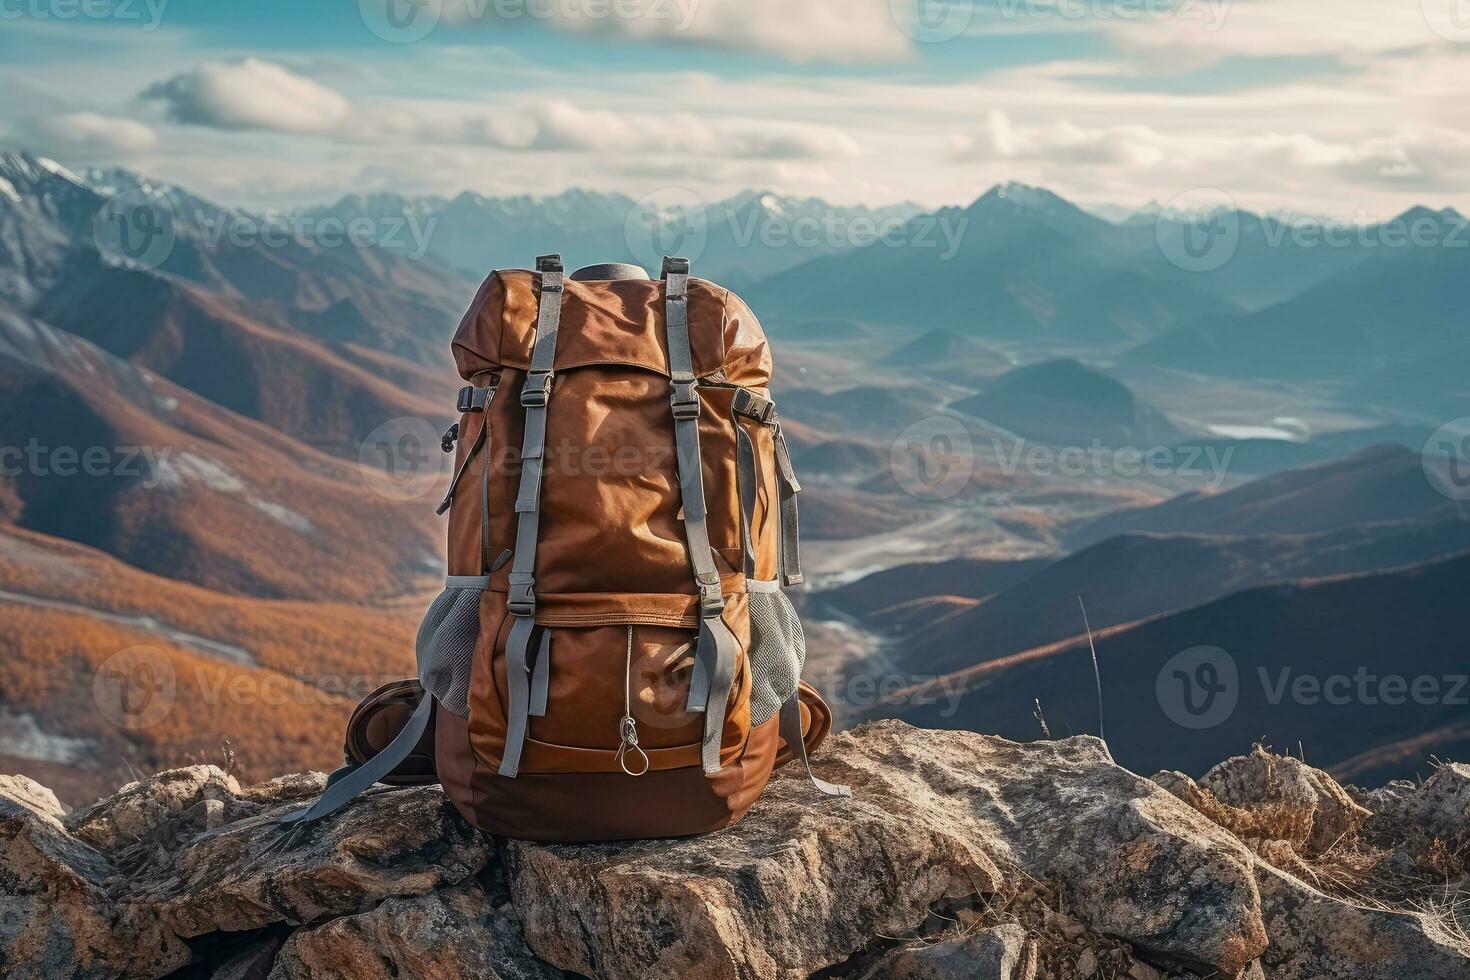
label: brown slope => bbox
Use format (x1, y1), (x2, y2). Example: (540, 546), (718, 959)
(0, 524), (420, 806)
(1068, 444), (1470, 549)
(877, 516), (1470, 678)
(36, 261), (452, 458)
(873, 550), (1470, 782)
(0, 309), (443, 600)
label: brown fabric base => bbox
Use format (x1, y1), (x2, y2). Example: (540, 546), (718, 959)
(437, 706), (780, 842)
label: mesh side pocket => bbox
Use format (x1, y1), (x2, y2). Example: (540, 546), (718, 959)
(747, 583), (805, 727)
(416, 585), (482, 718)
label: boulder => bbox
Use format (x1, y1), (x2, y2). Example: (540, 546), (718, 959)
(1, 721), (1467, 980)
(0, 780), (189, 979)
(131, 784), (491, 938)
(508, 723), (1268, 979)
(869, 923), (1036, 979)
(67, 766), (244, 853)
(1409, 763), (1470, 841)
(268, 884), (566, 979)
(1201, 748), (1371, 855)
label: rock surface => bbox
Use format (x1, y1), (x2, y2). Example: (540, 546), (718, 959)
(1, 721), (1467, 980)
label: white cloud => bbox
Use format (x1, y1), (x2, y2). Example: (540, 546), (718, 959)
(143, 59), (351, 134)
(1108, 0), (1451, 69)
(335, 98), (860, 160)
(433, 0), (914, 63)
(22, 111), (157, 157)
(953, 110), (1168, 168)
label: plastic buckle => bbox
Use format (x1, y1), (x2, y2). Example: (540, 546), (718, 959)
(698, 580), (725, 618)
(521, 372), (552, 408)
(662, 256), (690, 277)
(671, 381), (701, 420)
(507, 580), (536, 618)
(733, 389), (775, 425)
(457, 386), (491, 413)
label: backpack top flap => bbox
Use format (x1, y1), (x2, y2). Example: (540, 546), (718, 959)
(451, 269), (772, 387)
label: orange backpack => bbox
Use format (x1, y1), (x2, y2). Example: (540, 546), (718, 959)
(285, 256), (848, 841)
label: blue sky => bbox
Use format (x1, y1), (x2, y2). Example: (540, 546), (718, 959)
(1, 0), (1465, 217)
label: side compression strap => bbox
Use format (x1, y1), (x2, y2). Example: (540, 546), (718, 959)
(779, 694), (851, 798)
(662, 256), (739, 775)
(772, 425), (804, 587)
(734, 422), (758, 576)
(500, 254), (565, 778)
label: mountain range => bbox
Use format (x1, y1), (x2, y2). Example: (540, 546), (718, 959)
(0, 149), (1464, 802)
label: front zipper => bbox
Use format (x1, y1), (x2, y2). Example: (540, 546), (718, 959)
(615, 625), (650, 776)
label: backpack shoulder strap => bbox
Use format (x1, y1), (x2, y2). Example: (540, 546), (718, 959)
(499, 254), (565, 778)
(662, 256), (739, 775)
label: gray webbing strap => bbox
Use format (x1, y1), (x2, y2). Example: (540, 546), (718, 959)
(529, 628), (551, 717)
(500, 254), (565, 778)
(278, 693), (434, 825)
(772, 426), (804, 587)
(661, 256), (739, 774)
(734, 423), (758, 577)
(779, 694), (851, 798)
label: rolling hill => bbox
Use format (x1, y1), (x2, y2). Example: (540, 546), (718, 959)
(872, 550), (1470, 782)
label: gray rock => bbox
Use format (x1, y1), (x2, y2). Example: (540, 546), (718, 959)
(1201, 748), (1371, 856)
(1410, 763), (1470, 841)
(872, 923), (1036, 979)
(0, 780), (190, 979)
(508, 722), (1268, 980)
(1256, 864), (1470, 979)
(269, 883), (567, 979)
(0, 774), (66, 821)
(130, 784), (491, 938)
(67, 766), (244, 853)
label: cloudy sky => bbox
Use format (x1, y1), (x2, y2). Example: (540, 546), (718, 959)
(1, 0), (1465, 217)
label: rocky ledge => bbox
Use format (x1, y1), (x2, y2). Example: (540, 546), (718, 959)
(3, 722), (1469, 979)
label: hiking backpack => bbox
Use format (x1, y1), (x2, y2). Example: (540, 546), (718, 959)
(285, 255), (848, 842)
